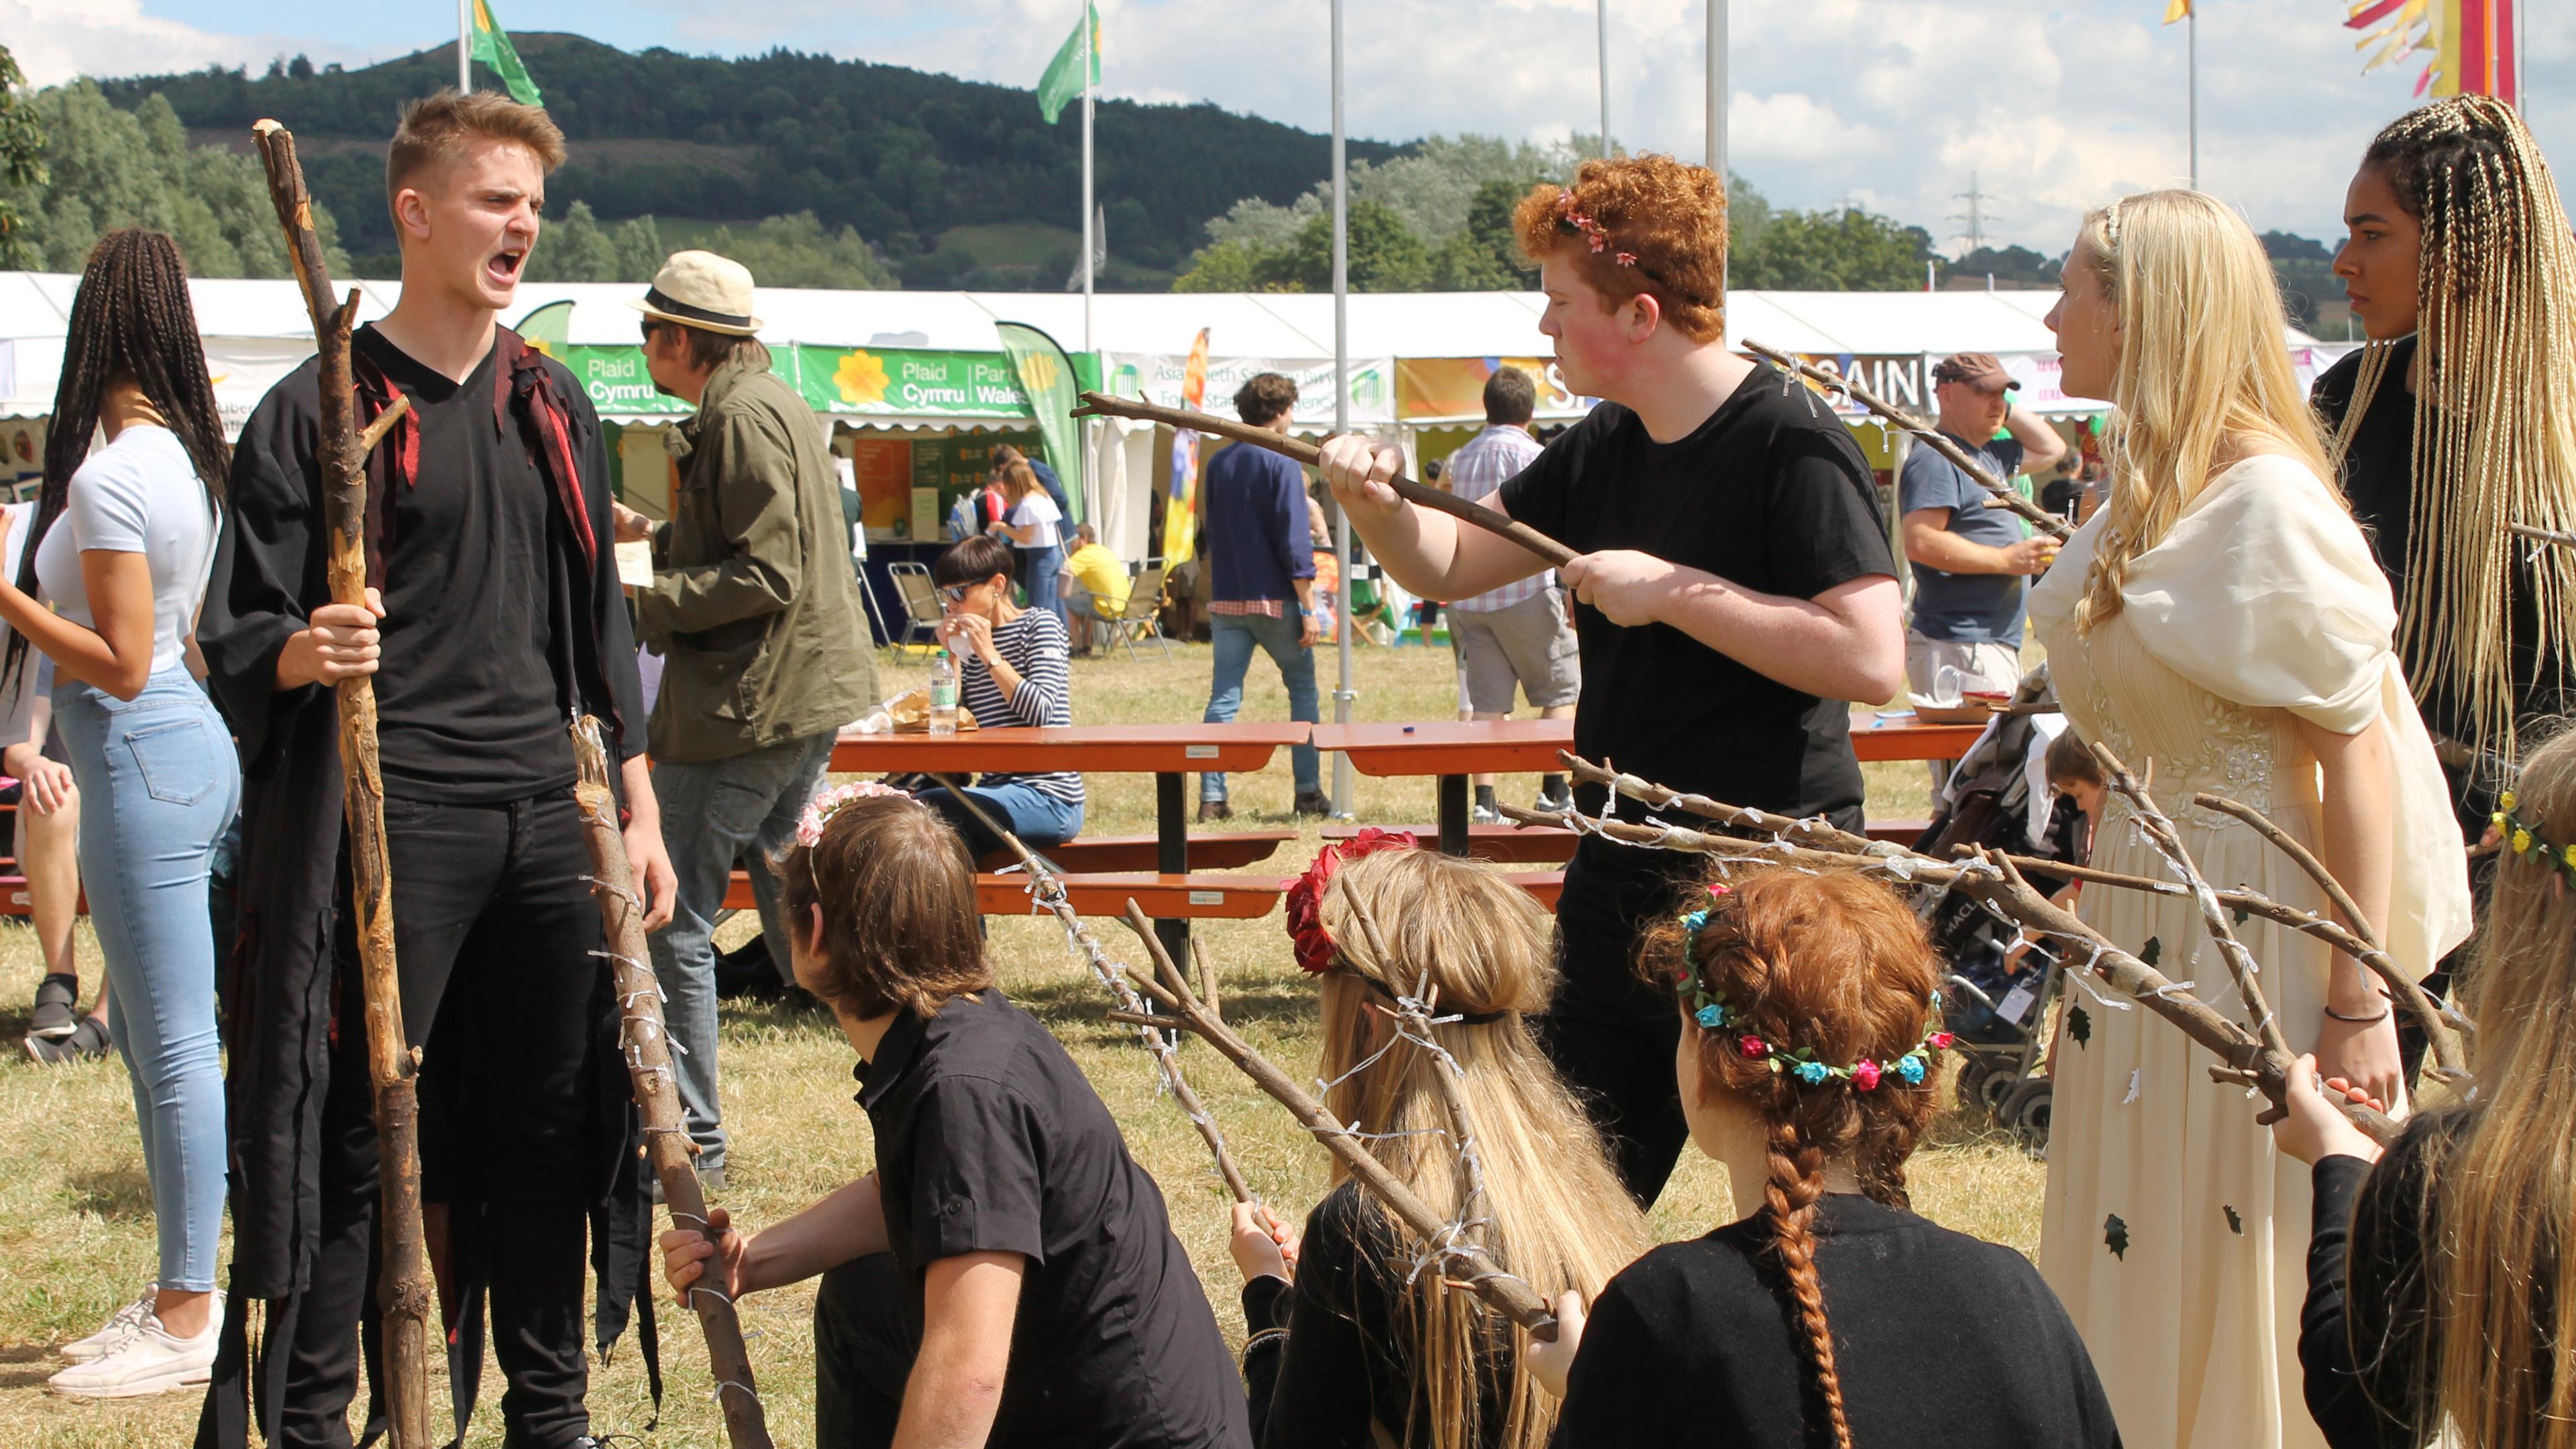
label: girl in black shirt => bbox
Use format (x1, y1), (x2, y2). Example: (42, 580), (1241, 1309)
(2270, 727), (2576, 1449)
(1531, 867), (2121, 1448)
(1230, 835), (1649, 1449)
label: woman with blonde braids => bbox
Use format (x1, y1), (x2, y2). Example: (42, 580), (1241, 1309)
(1530, 867), (2117, 1446)
(1228, 833), (1648, 1449)
(2026, 189), (2471, 1449)
(2270, 725), (2576, 1449)
(2317, 96), (2576, 794)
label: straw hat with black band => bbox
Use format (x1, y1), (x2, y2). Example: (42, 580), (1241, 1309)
(629, 250), (764, 337)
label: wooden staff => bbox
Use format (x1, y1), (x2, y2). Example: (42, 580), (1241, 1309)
(1736, 340), (2075, 544)
(250, 117), (430, 1449)
(2510, 521), (2576, 549)
(1104, 906), (1563, 1337)
(570, 719), (772, 1449)
(1068, 390), (1578, 569)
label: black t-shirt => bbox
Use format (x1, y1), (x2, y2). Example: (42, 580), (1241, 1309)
(2314, 340), (2572, 779)
(1240, 1182), (1513, 1448)
(354, 325), (574, 801)
(1554, 1195), (2121, 1447)
(858, 989), (1251, 1449)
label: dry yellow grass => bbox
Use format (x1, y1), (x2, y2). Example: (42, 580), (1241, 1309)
(0, 640), (2042, 1446)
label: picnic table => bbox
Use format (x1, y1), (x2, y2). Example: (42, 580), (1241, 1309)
(826, 722), (1313, 961)
(1311, 714), (1993, 857)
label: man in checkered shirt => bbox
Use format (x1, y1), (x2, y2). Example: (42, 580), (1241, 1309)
(1443, 368), (1578, 820)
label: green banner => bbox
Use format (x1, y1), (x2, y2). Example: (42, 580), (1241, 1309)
(562, 345), (694, 418)
(992, 322), (1083, 523)
(798, 345), (1032, 419)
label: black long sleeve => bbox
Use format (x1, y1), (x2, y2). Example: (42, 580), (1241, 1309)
(2300, 1115), (2457, 1449)
(1240, 1187), (1401, 1449)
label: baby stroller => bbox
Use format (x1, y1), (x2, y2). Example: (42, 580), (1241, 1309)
(1911, 668), (2086, 1151)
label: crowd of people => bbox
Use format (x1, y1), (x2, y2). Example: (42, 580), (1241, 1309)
(1, 78), (2571, 1449)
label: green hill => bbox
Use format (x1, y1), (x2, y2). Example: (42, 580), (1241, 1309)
(99, 33), (1405, 288)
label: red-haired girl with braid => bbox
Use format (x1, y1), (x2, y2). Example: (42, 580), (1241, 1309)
(1529, 868), (2121, 1448)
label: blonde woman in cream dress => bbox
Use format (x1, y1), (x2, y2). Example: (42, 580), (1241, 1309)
(2027, 189), (2471, 1449)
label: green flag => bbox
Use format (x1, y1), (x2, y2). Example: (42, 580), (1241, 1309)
(994, 322), (1085, 521)
(1035, 3), (1099, 125)
(468, 0), (544, 106)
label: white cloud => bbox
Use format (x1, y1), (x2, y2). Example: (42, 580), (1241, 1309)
(3, 0), (380, 89)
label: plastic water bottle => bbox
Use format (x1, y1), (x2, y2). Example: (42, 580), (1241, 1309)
(928, 649), (960, 735)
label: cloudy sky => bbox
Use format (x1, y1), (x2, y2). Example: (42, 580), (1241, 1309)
(8, 0), (2571, 255)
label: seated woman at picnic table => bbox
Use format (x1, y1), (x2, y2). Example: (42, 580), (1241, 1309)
(2268, 725), (2576, 1449)
(1228, 832), (1648, 1449)
(1529, 867), (2121, 1448)
(920, 533), (1083, 856)
(661, 786), (1250, 1449)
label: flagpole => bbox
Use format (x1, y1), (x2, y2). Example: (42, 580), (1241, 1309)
(1708, 0), (1725, 288)
(1597, 0), (1611, 157)
(1330, 0), (1354, 818)
(2188, 5), (2199, 189)
(459, 0), (472, 91)
(1081, 7), (1095, 354)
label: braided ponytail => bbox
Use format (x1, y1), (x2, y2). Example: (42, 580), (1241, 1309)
(1763, 1115), (1856, 1449)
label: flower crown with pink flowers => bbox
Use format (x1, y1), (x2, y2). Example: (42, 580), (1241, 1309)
(796, 780), (913, 848)
(1672, 888), (1951, 1090)
(1554, 191), (1640, 268)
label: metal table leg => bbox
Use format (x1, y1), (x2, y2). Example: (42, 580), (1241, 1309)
(1436, 773), (1470, 857)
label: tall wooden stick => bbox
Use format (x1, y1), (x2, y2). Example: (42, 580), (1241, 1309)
(570, 720), (772, 1449)
(2510, 521), (2576, 550)
(250, 117), (430, 1449)
(1737, 340), (2074, 543)
(1106, 906), (1562, 1337)
(1068, 390), (1578, 569)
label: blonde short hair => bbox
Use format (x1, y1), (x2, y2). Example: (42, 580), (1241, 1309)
(386, 89), (566, 217)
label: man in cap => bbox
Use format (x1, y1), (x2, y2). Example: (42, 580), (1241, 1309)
(1898, 352), (2065, 741)
(612, 250), (878, 1187)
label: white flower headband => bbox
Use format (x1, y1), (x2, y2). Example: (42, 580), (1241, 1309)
(796, 780), (912, 849)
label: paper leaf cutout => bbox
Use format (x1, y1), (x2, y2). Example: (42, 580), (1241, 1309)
(2068, 1004), (2092, 1046)
(2224, 1204), (2243, 1236)
(2141, 936), (2163, 967)
(2231, 905), (2251, 926)
(2105, 1213), (2130, 1260)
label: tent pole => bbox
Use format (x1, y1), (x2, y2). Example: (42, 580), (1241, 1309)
(458, 0), (472, 92)
(1330, 0), (1354, 818)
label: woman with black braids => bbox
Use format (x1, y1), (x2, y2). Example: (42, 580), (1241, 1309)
(0, 229), (238, 1399)
(1528, 868), (2118, 1447)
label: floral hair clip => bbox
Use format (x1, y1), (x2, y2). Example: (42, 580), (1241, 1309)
(1284, 828), (1419, 975)
(2490, 790), (2576, 878)
(796, 780), (911, 849)
(1553, 191), (1635, 267)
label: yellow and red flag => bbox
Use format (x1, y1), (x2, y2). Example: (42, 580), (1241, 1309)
(2163, 0), (2190, 22)
(1162, 327), (1211, 565)
(2349, 0), (2516, 101)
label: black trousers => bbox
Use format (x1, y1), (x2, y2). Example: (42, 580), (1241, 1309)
(812, 1252), (919, 1449)
(1538, 851), (1701, 1208)
(281, 789), (604, 1449)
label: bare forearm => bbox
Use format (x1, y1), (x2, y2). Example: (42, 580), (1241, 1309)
(2308, 720), (2397, 1010)
(740, 1177), (888, 1293)
(2004, 405), (2065, 469)
(621, 753), (661, 835)
(893, 1355), (1006, 1449)
(0, 583), (142, 697)
(894, 1253), (1023, 1449)
(1904, 525), (2017, 576)
(1660, 570), (1902, 702)
(1350, 500), (1538, 603)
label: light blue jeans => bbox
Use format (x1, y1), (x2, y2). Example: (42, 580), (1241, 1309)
(647, 730), (838, 1176)
(54, 665), (241, 1291)
(1019, 543), (1066, 625)
(1201, 609), (1322, 802)
(917, 781), (1083, 862)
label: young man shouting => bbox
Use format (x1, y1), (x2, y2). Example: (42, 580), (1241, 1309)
(199, 91), (675, 1449)
(1316, 156), (1903, 1205)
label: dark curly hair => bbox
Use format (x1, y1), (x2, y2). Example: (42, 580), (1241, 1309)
(1512, 154), (1728, 343)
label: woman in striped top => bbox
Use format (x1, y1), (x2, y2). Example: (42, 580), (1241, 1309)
(922, 535), (1085, 857)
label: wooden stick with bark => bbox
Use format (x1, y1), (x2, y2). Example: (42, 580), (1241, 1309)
(1104, 906), (1563, 1337)
(2510, 521), (2576, 550)
(1068, 390), (1577, 569)
(250, 117), (431, 1449)
(1736, 339), (2074, 543)
(570, 718), (772, 1449)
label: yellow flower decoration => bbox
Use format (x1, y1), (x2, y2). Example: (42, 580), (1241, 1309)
(2512, 826), (2533, 854)
(2563, 844), (2575, 869)
(2500, 790), (2518, 812)
(834, 350), (891, 407)
(1014, 351), (1060, 396)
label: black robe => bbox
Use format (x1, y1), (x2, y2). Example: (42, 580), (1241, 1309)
(194, 327), (655, 1446)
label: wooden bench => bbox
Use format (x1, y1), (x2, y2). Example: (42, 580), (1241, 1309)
(1320, 822), (1576, 865)
(0, 875), (85, 918)
(1501, 870), (1564, 908)
(975, 830), (1296, 874)
(1866, 818), (1931, 845)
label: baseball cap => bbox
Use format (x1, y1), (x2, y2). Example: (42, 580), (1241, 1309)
(1931, 353), (2019, 392)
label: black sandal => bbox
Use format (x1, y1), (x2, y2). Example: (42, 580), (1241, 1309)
(25, 1015), (109, 1065)
(30, 973), (78, 1041)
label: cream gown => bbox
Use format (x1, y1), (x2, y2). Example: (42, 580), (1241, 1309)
(2025, 454), (2472, 1449)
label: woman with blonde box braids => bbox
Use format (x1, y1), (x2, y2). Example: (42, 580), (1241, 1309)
(1529, 867), (2118, 1446)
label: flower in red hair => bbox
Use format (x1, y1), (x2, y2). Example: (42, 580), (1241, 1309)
(1851, 1059), (1882, 1091)
(1283, 829), (1419, 975)
(1737, 1035), (1768, 1059)
(1927, 1032), (1955, 1051)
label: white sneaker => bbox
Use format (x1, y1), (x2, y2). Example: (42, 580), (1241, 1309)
(60, 1283), (157, 1363)
(48, 1301), (219, 1399)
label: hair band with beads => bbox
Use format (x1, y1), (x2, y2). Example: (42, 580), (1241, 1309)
(795, 780), (912, 848)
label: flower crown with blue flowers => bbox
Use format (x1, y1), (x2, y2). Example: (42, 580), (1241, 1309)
(1673, 891), (1952, 1091)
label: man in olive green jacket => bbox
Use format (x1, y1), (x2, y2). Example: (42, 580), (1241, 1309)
(613, 250), (877, 1185)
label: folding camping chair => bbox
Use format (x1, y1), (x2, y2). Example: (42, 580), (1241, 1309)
(888, 561), (945, 655)
(1109, 560), (1173, 661)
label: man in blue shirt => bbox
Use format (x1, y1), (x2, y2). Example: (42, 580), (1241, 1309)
(1196, 373), (1326, 820)
(1899, 354), (2064, 729)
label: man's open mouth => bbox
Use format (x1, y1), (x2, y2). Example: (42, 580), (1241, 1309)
(486, 247), (527, 285)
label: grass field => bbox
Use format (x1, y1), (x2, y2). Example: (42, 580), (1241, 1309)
(0, 640), (2043, 1447)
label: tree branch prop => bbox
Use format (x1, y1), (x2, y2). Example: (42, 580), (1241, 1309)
(1736, 340), (2074, 543)
(251, 117), (431, 1449)
(1067, 390), (1576, 569)
(2510, 522), (2576, 550)
(2192, 792), (2470, 1083)
(570, 720), (772, 1449)
(1502, 767), (2402, 1144)
(2087, 743), (2292, 1061)
(1104, 906), (1562, 1338)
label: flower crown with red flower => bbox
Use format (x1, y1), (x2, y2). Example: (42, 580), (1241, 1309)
(1672, 891), (1950, 1090)
(1281, 830), (1515, 1025)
